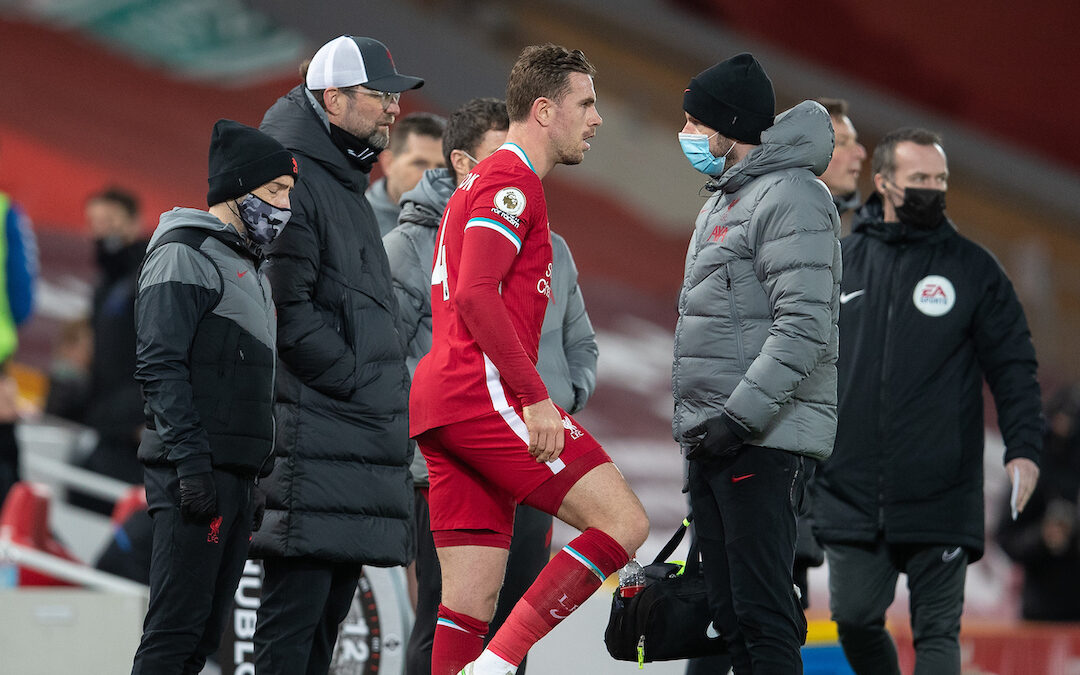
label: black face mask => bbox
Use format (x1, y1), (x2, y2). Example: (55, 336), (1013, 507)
(892, 186), (946, 230)
(94, 237), (143, 279)
(328, 123), (380, 173)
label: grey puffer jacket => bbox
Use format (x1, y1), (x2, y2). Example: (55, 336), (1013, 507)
(385, 168), (598, 485)
(672, 101), (841, 460)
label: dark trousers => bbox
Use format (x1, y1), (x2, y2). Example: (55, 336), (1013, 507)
(255, 556), (363, 675)
(686, 651), (733, 675)
(405, 490), (552, 675)
(688, 445), (808, 675)
(825, 540), (967, 675)
(131, 465), (254, 675)
(0, 421), (19, 505)
(686, 530), (734, 675)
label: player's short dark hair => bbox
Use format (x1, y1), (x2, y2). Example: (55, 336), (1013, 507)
(813, 97), (849, 119)
(506, 44), (595, 123)
(388, 112), (447, 153)
(872, 127), (944, 179)
(443, 98), (510, 169)
(87, 186), (140, 219)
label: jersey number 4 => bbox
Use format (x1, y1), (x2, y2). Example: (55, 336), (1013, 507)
(432, 205), (452, 302)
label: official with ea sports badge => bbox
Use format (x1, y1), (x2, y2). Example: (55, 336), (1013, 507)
(811, 127), (1043, 674)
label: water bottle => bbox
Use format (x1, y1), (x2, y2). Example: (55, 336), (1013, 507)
(617, 558), (645, 598)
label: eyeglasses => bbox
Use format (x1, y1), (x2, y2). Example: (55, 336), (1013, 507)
(342, 86), (401, 110)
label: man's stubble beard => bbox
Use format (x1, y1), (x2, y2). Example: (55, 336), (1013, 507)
(559, 149), (583, 166)
(555, 133), (585, 167)
(367, 126), (390, 152)
(341, 107), (390, 151)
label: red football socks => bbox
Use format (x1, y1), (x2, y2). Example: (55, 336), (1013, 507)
(487, 528), (629, 665)
(432, 604), (489, 675)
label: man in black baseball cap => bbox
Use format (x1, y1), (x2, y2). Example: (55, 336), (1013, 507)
(300, 35), (425, 169)
(250, 37), (423, 675)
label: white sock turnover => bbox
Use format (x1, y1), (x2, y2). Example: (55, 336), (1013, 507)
(472, 649), (518, 675)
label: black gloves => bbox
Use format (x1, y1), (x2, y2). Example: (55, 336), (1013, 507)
(684, 413), (747, 461)
(252, 485), (267, 532)
(178, 472), (217, 523)
(178, 472), (265, 530)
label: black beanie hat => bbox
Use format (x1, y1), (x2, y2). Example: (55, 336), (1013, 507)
(683, 53), (775, 144)
(207, 119), (298, 207)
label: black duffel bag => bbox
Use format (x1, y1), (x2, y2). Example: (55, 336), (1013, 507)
(604, 515), (725, 666)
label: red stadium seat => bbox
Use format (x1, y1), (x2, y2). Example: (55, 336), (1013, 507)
(109, 485), (147, 528)
(0, 481), (81, 586)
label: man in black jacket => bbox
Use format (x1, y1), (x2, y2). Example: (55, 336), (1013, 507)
(69, 187), (149, 513)
(249, 35), (422, 675)
(131, 119), (296, 675)
(812, 127), (1042, 674)
(85, 187), (148, 449)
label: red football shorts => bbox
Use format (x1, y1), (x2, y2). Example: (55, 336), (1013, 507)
(415, 406), (611, 543)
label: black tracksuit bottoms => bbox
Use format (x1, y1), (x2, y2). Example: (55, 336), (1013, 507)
(131, 465), (255, 675)
(0, 421), (19, 504)
(688, 445), (809, 674)
(824, 539), (967, 675)
(254, 555), (363, 675)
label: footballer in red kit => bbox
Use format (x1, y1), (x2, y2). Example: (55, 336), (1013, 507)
(410, 45), (648, 675)
(411, 142), (552, 433)
(410, 141), (609, 539)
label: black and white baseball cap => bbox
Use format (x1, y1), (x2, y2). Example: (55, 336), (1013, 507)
(305, 35), (424, 93)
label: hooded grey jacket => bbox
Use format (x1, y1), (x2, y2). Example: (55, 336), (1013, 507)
(671, 101), (841, 460)
(384, 167), (598, 484)
(135, 208), (276, 477)
(366, 176), (400, 238)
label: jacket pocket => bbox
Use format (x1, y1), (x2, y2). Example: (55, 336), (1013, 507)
(216, 322), (242, 423)
(338, 292), (354, 349)
(724, 265), (748, 372)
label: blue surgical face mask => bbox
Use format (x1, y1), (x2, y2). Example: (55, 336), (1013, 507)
(238, 193), (291, 245)
(679, 131), (735, 176)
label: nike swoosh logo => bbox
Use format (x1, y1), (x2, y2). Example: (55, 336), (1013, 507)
(942, 546), (962, 562)
(238, 270), (247, 278)
(731, 474), (755, 483)
(839, 289), (865, 304)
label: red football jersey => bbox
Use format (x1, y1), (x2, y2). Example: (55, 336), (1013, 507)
(410, 143), (553, 435)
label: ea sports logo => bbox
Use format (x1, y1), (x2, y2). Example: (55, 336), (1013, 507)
(912, 275), (955, 317)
